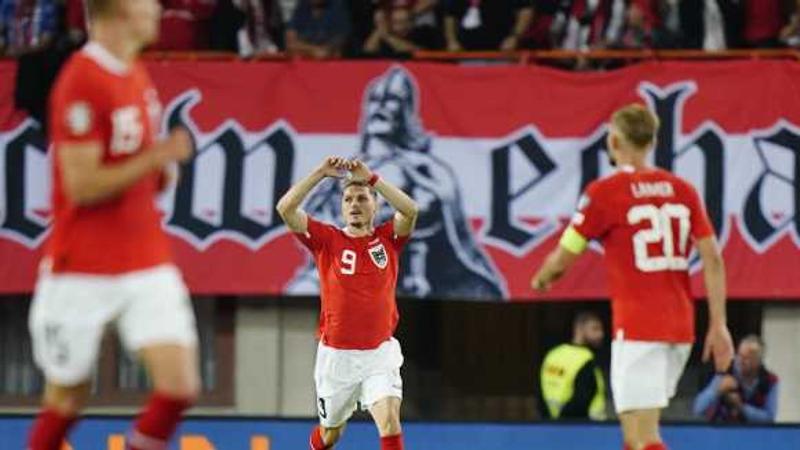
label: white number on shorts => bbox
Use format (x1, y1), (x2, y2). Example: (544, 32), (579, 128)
(340, 249), (357, 275)
(627, 203), (691, 272)
(318, 398), (328, 419)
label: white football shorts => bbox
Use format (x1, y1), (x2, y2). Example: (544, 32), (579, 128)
(611, 331), (692, 413)
(314, 337), (404, 428)
(29, 264), (198, 385)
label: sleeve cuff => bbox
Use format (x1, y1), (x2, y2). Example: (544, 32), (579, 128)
(559, 226), (588, 255)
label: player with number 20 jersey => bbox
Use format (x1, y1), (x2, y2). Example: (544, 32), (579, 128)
(572, 166), (713, 343)
(532, 105), (733, 450)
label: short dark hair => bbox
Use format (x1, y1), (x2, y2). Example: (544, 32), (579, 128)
(573, 311), (601, 329)
(341, 179), (377, 197)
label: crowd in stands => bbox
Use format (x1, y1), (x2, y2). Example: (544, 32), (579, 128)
(1, 0), (800, 58)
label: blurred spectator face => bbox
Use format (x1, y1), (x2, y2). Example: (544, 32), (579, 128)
(121, 0), (163, 46)
(390, 8), (413, 38)
(737, 340), (763, 378)
(576, 317), (604, 349)
(627, 4), (644, 29)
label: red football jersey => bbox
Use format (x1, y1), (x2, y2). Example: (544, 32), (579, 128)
(571, 166), (715, 343)
(46, 42), (171, 274)
(296, 217), (408, 350)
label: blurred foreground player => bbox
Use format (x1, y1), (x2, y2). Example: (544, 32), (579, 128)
(531, 105), (734, 450)
(277, 157), (418, 450)
(28, 1), (199, 449)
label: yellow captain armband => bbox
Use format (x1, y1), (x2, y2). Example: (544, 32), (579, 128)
(559, 226), (588, 255)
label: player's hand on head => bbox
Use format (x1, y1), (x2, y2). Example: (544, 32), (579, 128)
(318, 156), (347, 178)
(703, 324), (734, 373)
(347, 159), (373, 182)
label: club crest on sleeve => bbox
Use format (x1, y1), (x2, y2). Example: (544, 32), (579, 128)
(66, 102), (92, 135)
(368, 243), (389, 269)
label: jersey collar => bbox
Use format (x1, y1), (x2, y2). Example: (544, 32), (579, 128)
(83, 41), (131, 76)
(618, 164), (636, 173)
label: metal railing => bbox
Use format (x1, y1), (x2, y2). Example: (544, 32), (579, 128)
(136, 48), (800, 64)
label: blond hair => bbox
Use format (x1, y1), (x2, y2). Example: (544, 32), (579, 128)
(611, 104), (660, 150)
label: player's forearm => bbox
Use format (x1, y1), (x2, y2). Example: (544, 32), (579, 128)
(374, 177), (419, 220)
(65, 150), (162, 206)
(703, 251), (727, 328)
(538, 251), (566, 284)
(276, 169), (325, 219)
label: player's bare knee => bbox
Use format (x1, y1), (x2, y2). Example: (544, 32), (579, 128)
(373, 404), (402, 436)
(43, 382), (91, 415)
(143, 345), (201, 400)
(377, 416), (402, 437)
(155, 375), (200, 402)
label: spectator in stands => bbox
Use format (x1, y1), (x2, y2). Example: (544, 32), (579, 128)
(693, 335), (779, 423)
(152, 0), (217, 50)
(363, 4), (431, 57)
(539, 312), (607, 421)
(241, 0), (283, 55)
(285, 0), (350, 59)
(210, 0), (284, 56)
(781, 0), (800, 47)
(519, 0), (561, 49)
(606, 0), (656, 49)
(373, 0), (440, 49)
(742, 0), (784, 48)
(444, 0), (534, 51)
(652, 0), (742, 50)
(0, 0), (58, 55)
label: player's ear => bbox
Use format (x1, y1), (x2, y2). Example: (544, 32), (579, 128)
(606, 131), (616, 152)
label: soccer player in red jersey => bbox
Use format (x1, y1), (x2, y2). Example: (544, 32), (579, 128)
(277, 156), (419, 450)
(532, 105), (734, 450)
(27, 1), (200, 450)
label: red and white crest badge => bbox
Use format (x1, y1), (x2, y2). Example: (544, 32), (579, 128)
(368, 242), (389, 269)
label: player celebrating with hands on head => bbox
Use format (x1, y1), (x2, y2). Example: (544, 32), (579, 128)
(277, 156), (418, 450)
(531, 105), (734, 450)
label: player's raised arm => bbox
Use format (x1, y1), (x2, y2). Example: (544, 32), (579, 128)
(59, 128), (192, 206)
(277, 156), (348, 234)
(348, 159), (419, 237)
(697, 236), (734, 372)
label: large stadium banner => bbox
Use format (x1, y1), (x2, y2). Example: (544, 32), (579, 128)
(1, 60), (799, 300)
